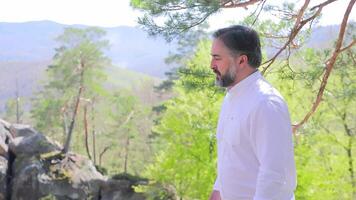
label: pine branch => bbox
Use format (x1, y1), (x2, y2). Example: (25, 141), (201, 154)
(293, 0), (356, 133)
(261, 0), (338, 74)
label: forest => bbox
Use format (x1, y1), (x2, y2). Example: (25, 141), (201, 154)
(0, 0), (355, 199)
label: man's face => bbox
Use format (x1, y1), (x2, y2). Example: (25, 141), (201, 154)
(210, 39), (237, 88)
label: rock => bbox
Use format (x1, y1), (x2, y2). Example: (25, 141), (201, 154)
(0, 119), (149, 199)
(11, 157), (44, 200)
(9, 124), (37, 138)
(0, 119), (11, 130)
(0, 156), (7, 200)
(12, 152), (106, 199)
(0, 121), (12, 159)
(0, 120), (9, 200)
(8, 133), (61, 157)
(100, 179), (145, 200)
(0, 125), (7, 142)
(0, 140), (8, 159)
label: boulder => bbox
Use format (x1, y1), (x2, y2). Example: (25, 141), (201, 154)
(11, 151), (107, 199)
(9, 124), (37, 138)
(100, 179), (146, 200)
(0, 119), (11, 130)
(8, 133), (61, 157)
(0, 141), (8, 159)
(0, 119), (149, 200)
(0, 156), (7, 200)
(0, 121), (11, 158)
(0, 120), (10, 199)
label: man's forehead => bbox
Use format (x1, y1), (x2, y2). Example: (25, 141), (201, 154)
(211, 39), (227, 55)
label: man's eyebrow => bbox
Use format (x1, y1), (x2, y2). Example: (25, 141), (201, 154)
(211, 54), (221, 57)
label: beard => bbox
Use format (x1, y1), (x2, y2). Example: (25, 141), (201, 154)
(215, 63), (236, 88)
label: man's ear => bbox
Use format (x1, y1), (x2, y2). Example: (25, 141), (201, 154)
(239, 55), (248, 65)
(235, 54), (248, 68)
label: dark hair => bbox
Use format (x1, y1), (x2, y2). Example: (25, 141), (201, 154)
(213, 25), (262, 68)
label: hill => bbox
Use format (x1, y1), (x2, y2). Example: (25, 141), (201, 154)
(0, 60), (160, 113)
(0, 21), (344, 78)
(0, 21), (176, 78)
(0, 21), (344, 114)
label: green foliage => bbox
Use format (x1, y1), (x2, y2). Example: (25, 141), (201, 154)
(14, 3), (355, 199)
(142, 27), (355, 200)
(31, 27), (110, 143)
(268, 47), (356, 199)
(4, 98), (24, 123)
(294, 133), (354, 200)
(130, 0), (325, 43)
(142, 40), (224, 199)
(155, 26), (209, 94)
(138, 182), (177, 200)
(40, 194), (56, 200)
(13, 26), (162, 199)
(131, 0), (220, 40)
(31, 97), (66, 139)
(100, 88), (154, 175)
(95, 165), (108, 175)
(176, 40), (215, 91)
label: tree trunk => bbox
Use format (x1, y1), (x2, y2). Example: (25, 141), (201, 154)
(15, 79), (20, 123)
(91, 103), (97, 165)
(62, 60), (85, 154)
(62, 86), (83, 154)
(343, 112), (355, 199)
(346, 136), (355, 199)
(83, 105), (92, 160)
(124, 134), (130, 174)
(99, 146), (111, 167)
(121, 112), (134, 173)
(62, 111), (68, 144)
(346, 135), (356, 199)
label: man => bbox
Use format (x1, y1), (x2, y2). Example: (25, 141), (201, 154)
(209, 25), (297, 200)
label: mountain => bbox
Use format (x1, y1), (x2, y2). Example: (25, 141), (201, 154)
(306, 25), (341, 49)
(0, 21), (344, 113)
(0, 21), (174, 113)
(0, 20), (176, 78)
(0, 21), (345, 77)
(0, 60), (159, 113)
(0, 60), (49, 112)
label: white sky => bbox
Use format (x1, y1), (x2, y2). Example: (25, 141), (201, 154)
(0, 0), (354, 28)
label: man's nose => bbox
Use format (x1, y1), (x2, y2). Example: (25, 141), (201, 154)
(210, 60), (216, 70)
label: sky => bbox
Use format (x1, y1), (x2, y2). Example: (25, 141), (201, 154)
(0, 0), (355, 29)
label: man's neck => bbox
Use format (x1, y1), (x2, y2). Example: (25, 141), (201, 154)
(228, 68), (258, 90)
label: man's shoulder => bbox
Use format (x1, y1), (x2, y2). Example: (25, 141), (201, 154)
(248, 78), (289, 112)
(254, 78), (285, 102)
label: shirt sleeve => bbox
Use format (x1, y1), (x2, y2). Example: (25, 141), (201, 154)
(251, 99), (295, 200)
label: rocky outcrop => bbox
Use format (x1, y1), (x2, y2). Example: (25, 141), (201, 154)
(0, 119), (11, 200)
(100, 179), (146, 200)
(0, 119), (146, 200)
(0, 156), (6, 200)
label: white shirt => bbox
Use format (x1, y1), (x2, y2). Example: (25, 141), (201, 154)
(214, 71), (297, 200)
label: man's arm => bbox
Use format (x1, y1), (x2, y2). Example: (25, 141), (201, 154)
(251, 99), (296, 200)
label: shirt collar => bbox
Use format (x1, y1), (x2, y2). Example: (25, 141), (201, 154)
(226, 70), (261, 97)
